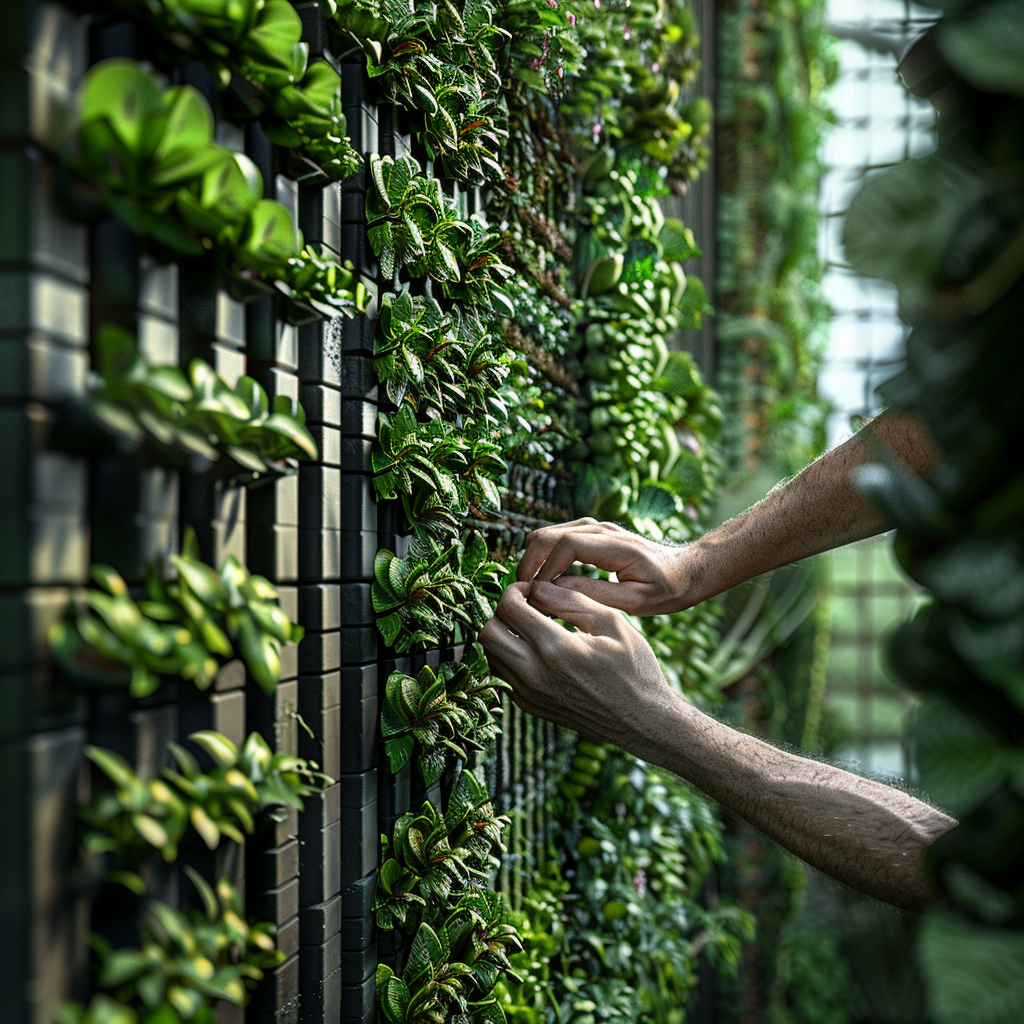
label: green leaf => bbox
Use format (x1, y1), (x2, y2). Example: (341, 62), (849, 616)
(938, 0), (1024, 99)
(80, 60), (165, 158)
(629, 483), (677, 522)
(236, 614), (281, 694)
(918, 910), (1024, 1024)
(190, 805), (221, 849)
(85, 745), (136, 790)
(151, 85), (218, 187)
(188, 730), (240, 768)
(385, 735), (415, 773)
(131, 813), (169, 849)
(913, 699), (1007, 817)
(237, 200), (302, 272)
(171, 556), (228, 610)
(259, 412), (318, 459)
(183, 864), (219, 921)
(659, 218), (701, 262)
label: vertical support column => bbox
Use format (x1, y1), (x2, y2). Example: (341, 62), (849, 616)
(0, 3), (90, 1021)
(242, 107), (303, 1021)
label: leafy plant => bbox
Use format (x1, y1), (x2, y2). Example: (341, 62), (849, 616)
(85, 326), (316, 480)
(331, 0), (508, 185)
(92, 0), (362, 181)
(375, 292), (514, 423)
(373, 402), (506, 542)
(80, 731), (331, 883)
(64, 60), (366, 321)
(50, 529), (303, 697)
(57, 874), (283, 1024)
(837, 5), (1024, 1020)
(381, 642), (510, 783)
(377, 768), (510, 912)
(366, 154), (514, 310)
(372, 536), (506, 652)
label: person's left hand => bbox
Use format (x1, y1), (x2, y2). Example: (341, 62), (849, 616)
(478, 580), (683, 758)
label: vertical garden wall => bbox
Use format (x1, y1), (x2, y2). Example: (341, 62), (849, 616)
(1, 1), (755, 1022)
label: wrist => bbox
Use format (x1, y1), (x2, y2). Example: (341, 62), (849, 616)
(668, 541), (718, 609)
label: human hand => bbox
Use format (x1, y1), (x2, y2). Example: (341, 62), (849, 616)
(478, 580), (686, 758)
(516, 517), (697, 615)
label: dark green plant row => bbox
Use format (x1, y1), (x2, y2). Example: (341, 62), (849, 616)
(58, 731), (331, 1024)
(496, 742), (754, 1024)
(714, 0), (836, 479)
(839, 3), (1024, 1021)
(329, 2), (764, 1023)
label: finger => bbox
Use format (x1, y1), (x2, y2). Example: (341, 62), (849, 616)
(528, 580), (627, 638)
(478, 611), (534, 666)
(494, 582), (586, 661)
(533, 531), (644, 584)
(517, 518), (601, 581)
(552, 574), (645, 614)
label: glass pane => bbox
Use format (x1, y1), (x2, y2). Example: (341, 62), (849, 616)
(828, 644), (861, 685)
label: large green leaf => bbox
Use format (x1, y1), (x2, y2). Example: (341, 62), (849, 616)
(237, 200), (302, 272)
(918, 910), (1024, 1024)
(843, 157), (981, 312)
(80, 60), (165, 159)
(939, 0), (1024, 99)
(150, 86), (219, 187)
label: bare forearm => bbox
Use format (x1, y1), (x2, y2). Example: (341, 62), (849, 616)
(679, 412), (938, 606)
(631, 695), (956, 913)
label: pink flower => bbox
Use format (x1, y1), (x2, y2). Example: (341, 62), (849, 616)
(623, 25), (631, 39)
(634, 870), (647, 896)
(568, 12), (576, 23)
(548, 0), (558, 7)
(594, 0), (601, 8)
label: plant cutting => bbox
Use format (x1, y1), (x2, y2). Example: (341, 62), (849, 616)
(80, 326), (317, 481)
(50, 529), (303, 697)
(57, 872), (283, 1024)
(80, 731), (331, 887)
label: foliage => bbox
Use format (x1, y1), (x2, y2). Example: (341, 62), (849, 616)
(64, 60), (366, 321)
(380, 642), (510, 783)
(499, 742), (754, 1024)
(714, 0), (835, 478)
(374, 768), (522, 1023)
(375, 292), (514, 427)
(366, 154), (515, 311)
(834, 4), (1024, 1021)
(331, 0), (509, 185)
(371, 536), (507, 652)
(50, 528), (303, 697)
(80, 0), (362, 180)
(57, 875), (283, 1024)
(85, 326), (315, 481)
(80, 731), (331, 879)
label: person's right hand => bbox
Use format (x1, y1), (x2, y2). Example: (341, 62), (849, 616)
(516, 518), (696, 615)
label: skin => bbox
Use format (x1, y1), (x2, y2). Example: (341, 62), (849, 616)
(478, 412), (957, 912)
